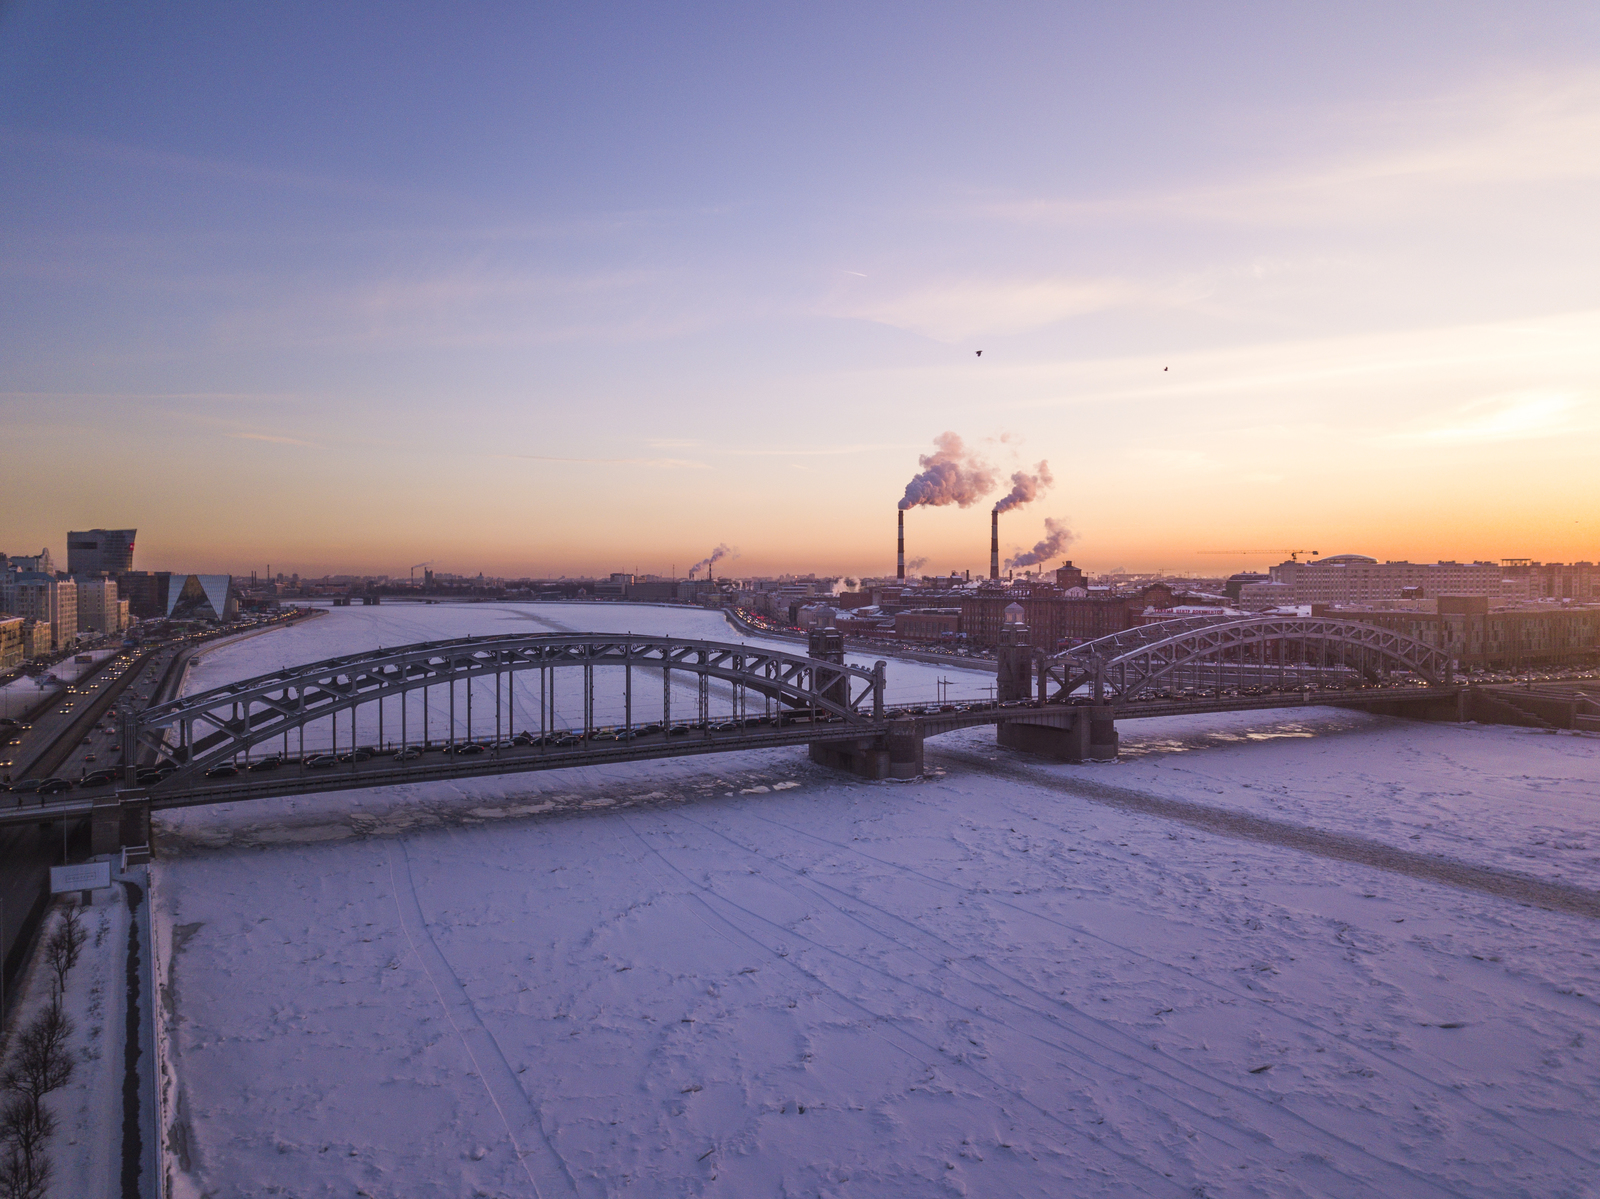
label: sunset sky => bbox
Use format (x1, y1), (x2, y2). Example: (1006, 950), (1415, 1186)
(3, 3), (1598, 579)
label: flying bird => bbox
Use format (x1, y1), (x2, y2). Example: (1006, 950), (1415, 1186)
(1163, 366), (1168, 371)
(976, 350), (982, 357)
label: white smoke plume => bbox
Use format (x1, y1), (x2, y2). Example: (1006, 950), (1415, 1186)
(687, 543), (737, 578)
(992, 460), (1052, 514)
(905, 556), (929, 572)
(1005, 517), (1076, 570)
(898, 432), (997, 510)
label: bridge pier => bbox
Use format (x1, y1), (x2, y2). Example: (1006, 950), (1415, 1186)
(808, 735), (890, 779)
(996, 706), (1118, 763)
(887, 719), (924, 779)
(92, 790), (152, 857)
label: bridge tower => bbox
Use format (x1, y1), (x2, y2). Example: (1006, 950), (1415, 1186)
(993, 607), (1119, 763)
(806, 624), (893, 778)
(996, 604), (1032, 701)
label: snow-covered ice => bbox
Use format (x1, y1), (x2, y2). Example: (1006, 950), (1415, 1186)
(149, 605), (1600, 1198)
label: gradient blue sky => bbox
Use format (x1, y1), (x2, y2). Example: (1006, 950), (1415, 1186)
(3, 2), (1598, 578)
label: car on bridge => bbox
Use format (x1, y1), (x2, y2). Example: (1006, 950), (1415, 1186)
(248, 756), (283, 772)
(204, 763), (241, 779)
(38, 778), (73, 794)
(452, 742), (487, 755)
(393, 746), (425, 761)
(304, 754), (338, 769)
(338, 749), (374, 763)
(553, 733), (582, 747)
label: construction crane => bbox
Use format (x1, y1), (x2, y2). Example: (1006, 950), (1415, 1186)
(1196, 549), (1319, 561)
(410, 561), (433, 585)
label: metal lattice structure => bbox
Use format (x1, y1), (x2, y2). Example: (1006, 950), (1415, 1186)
(135, 634), (884, 782)
(1039, 614), (1452, 702)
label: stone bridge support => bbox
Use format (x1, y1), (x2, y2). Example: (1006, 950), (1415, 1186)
(808, 735), (890, 779)
(809, 719), (924, 781)
(996, 706), (1119, 763)
(92, 791), (152, 856)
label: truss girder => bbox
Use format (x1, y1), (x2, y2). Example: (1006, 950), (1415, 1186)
(136, 633), (886, 776)
(1041, 615), (1450, 702)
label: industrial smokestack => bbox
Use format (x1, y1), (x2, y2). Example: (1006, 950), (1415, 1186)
(990, 509), (999, 580)
(897, 509), (905, 580)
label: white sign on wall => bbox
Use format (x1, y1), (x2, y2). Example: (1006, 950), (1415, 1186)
(50, 862), (112, 893)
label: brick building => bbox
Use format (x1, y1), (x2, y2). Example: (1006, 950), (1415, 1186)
(961, 583), (1177, 650)
(893, 609), (961, 642)
(1346, 597), (1600, 669)
(1500, 561), (1600, 602)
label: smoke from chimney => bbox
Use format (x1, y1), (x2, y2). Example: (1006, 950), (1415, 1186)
(687, 543), (736, 579)
(992, 460), (1052, 514)
(1005, 517), (1076, 570)
(898, 432), (997, 511)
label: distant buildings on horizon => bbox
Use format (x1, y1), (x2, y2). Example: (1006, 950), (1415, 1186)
(1, 526), (238, 667)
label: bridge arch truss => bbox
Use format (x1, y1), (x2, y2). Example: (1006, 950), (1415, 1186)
(1039, 614), (1452, 703)
(135, 633), (885, 782)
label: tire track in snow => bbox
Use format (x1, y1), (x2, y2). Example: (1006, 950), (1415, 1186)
(386, 840), (580, 1198)
(612, 816), (1191, 1197)
(935, 746), (1600, 920)
(727, 805), (1600, 1177)
(643, 809), (1477, 1198)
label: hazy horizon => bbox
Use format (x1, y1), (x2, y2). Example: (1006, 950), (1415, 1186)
(3, 3), (1598, 578)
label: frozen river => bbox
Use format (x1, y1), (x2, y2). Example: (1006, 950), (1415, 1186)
(152, 603), (1600, 1198)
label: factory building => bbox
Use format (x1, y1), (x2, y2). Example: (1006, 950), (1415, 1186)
(961, 581), (1177, 650)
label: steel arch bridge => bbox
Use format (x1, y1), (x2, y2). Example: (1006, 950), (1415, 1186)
(1038, 614), (1452, 703)
(132, 633), (885, 784)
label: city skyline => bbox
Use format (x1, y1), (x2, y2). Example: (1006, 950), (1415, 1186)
(4, 4), (1599, 576)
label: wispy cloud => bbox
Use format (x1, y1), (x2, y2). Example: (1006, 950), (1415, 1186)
(836, 277), (1172, 341)
(977, 71), (1600, 229)
(227, 431), (320, 448)
(0, 126), (421, 205)
(492, 453), (708, 469)
(1385, 391), (1593, 445)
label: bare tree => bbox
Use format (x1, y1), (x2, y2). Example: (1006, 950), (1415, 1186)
(43, 906), (87, 998)
(59, 905), (85, 973)
(0, 1096), (52, 1178)
(42, 937), (70, 1001)
(0, 1005), (73, 1103)
(0, 1139), (51, 1199)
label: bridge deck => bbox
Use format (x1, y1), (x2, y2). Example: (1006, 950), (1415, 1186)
(0, 683), (1455, 827)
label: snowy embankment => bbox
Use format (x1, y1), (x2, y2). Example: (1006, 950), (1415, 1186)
(0, 893), (126, 1198)
(148, 605), (1599, 1198)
